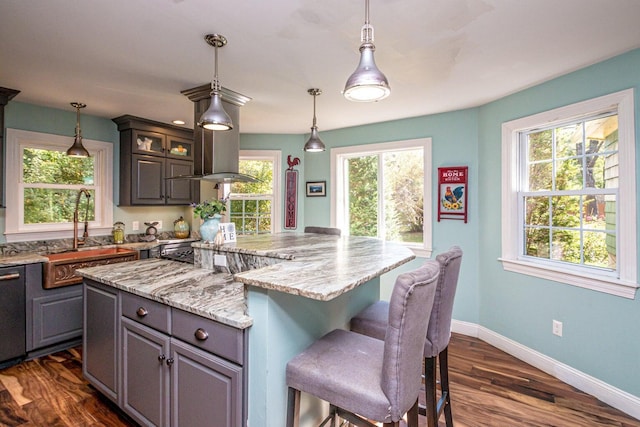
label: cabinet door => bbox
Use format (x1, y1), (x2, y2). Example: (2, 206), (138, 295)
(132, 130), (165, 156)
(83, 281), (119, 403)
(165, 158), (194, 205)
(30, 287), (82, 351)
(132, 154), (165, 205)
(166, 135), (194, 161)
(121, 317), (171, 427)
(170, 338), (243, 427)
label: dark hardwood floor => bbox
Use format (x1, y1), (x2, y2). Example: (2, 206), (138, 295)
(0, 334), (638, 426)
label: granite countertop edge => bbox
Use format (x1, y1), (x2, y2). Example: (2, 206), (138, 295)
(77, 259), (253, 330)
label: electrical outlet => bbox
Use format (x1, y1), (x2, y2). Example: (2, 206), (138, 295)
(214, 254), (227, 267)
(132, 221), (139, 231)
(552, 320), (563, 337)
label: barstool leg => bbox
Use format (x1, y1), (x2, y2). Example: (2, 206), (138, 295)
(286, 387), (300, 427)
(406, 399), (419, 427)
(424, 355), (438, 427)
(439, 347), (453, 426)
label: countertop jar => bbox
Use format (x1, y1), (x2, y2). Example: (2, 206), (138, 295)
(112, 221), (125, 244)
(174, 216), (190, 239)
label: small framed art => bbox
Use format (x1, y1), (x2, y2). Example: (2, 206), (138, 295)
(437, 166), (468, 223)
(306, 181), (326, 197)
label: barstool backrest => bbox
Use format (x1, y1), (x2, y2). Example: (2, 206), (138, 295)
(381, 260), (439, 421)
(304, 226), (341, 236)
(424, 246), (463, 357)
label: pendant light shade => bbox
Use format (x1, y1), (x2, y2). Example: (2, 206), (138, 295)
(303, 88), (325, 152)
(198, 34), (233, 131)
(343, 0), (390, 102)
(66, 102), (90, 157)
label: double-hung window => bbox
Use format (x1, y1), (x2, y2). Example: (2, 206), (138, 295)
(332, 138), (432, 257)
(5, 129), (113, 242)
(223, 150), (281, 235)
(501, 90), (637, 298)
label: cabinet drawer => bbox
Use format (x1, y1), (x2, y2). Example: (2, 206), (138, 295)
(121, 292), (171, 334)
(172, 308), (244, 365)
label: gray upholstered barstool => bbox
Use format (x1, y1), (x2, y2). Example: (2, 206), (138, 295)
(285, 261), (440, 427)
(304, 226), (342, 236)
(350, 246), (463, 427)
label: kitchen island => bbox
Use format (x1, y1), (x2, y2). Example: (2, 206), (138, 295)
(78, 233), (415, 426)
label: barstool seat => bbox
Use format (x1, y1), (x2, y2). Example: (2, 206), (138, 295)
(286, 261), (441, 427)
(351, 246), (463, 427)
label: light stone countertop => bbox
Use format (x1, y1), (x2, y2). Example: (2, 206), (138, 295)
(77, 258), (252, 329)
(0, 252), (48, 267)
(0, 241), (164, 267)
(197, 233), (416, 301)
(76, 233), (415, 330)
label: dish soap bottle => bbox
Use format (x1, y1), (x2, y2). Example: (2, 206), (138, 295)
(112, 221), (125, 244)
(174, 216), (190, 239)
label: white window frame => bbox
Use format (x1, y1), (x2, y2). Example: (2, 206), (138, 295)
(501, 89), (637, 298)
(331, 138), (432, 258)
(224, 150), (281, 234)
(5, 129), (114, 242)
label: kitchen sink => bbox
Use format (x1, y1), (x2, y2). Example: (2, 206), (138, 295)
(43, 247), (139, 289)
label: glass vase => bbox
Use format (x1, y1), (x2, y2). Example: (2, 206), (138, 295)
(199, 214), (221, 242)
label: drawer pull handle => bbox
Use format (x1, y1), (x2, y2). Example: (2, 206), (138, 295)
(136, 307), (148, 317)
(166, 357), (174, 367)
(0, 273), (20, 281)
(194, 328), (209, 341)
(158, 354), (166, 363)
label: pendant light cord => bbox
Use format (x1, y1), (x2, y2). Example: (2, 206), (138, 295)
(213, 42), (220, 92)
(312, 93), (318, 127)
(361, 0), (373, 43)
(75, 105), (82, 138)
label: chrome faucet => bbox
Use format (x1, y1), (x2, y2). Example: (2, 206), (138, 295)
(73, 188), (92, 250)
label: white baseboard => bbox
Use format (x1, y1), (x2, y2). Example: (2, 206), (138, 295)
(451, 320), (640, 420)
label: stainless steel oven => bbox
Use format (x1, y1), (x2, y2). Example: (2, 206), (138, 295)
(159, 239), (198, 264)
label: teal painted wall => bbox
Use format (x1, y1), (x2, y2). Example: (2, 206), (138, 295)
(477, 48), (640, 396)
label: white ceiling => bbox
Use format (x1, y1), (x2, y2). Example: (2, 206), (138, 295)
(1, 0), (640, 135)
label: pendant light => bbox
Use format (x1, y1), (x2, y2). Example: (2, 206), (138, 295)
(66, 102), (90, 157)
(343, 0), (390, 102)
(303, 88), (326, 152)
(198, 34), (233, 131)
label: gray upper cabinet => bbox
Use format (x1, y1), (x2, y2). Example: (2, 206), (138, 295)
(0, 87), (20, 208)
(113, 115), (196, 206)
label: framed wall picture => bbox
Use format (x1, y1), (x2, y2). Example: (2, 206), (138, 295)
(437, 166), (468, 223)
(306, 181), (326, 197)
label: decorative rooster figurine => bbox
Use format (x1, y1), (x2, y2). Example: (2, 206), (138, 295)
(287, 155), (300, 170)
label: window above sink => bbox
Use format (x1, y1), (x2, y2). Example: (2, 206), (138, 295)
(4, 129), (114, 243)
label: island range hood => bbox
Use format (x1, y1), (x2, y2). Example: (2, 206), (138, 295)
(178, 84), (257, 183)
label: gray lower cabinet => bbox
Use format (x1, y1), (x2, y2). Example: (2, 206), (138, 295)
(83, 279), (246, 427)
(121, 317), (171, 426)
(170, 332), (243, 427)
(83, 281), (119, 402)
(26, 263), (82, 356)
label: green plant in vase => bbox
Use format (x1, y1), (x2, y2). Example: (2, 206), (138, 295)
(191, 199), (227, 242)
(191, 198), (227, 219)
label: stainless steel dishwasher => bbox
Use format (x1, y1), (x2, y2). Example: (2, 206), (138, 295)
(0, 265), (26, 364)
